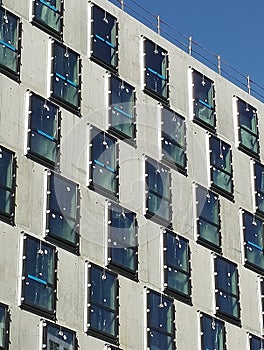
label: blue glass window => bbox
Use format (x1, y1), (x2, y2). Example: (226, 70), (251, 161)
(0, 7), (21, 81)
(145, 158), (171, 225)
(144, 38), (168, 101)
(164, 230), (191, 302)
(147, 290), (175, 350)
(108, 202), (137, 279)
(196, 185), (221, 250)
(51, 41), (80, 113)
(21, 235), (57, 318)
(237, 98), (259, 156)
(254, 161), (264, 216)
(89, 127), (118, 198)
(200, 314), (226, 350)
(193, 70), (215, 130)
(27, 93), (60, 169)
(33, 0), (63, 37)
(214, 256), (240, 324)
(87, 264), (118, 344)
(91, 4), (118, 70)
(243, 210), (264, 273)
(0, 146), (16, 226)
(250, 334), (264, 350)
(42, 321), (77, 350)
(109, 75), (135, 141)
(46, 172), (80, 254)
(210, 136), (233, 198)
(0, 303), (9, 350)
(161, 107), (186, 172)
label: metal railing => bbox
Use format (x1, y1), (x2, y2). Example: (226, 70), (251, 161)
(108, 0), (264, 103)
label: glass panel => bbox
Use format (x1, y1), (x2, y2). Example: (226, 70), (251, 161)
(0, 306), (6, 348)
(250, 336), (264, 350)
(46, 323), (75, 350)
(110, 205), (137, 271)
(90, 267), (116, 310)
(92, 5), (117, 67)
(147, 161), (169, 199)
(48, 213), (77, 244)
(53, 43), (79, 107)
(149, 329), (174, 350)
(149, 292), (173, 333)
(110, 76), (134, 138)
(216, 292), (239, 318)
(202, 315), (224, 350)
(90, 305), (116, 336)
(0, 148), (13, 216)
(244, 212), (264, 270)
(166, 233), (188, 271)
(35, 0), (62, 33)
(255, 163), (264, 213)
(238, 99), (258, 153)
(147, 193), (170, 221)
(0, 8), (18, 72)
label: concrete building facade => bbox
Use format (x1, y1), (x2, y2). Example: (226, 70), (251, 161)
(0, 0), (264, 349)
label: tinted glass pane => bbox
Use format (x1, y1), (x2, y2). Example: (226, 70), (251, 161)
(217, 259), (237, 295)
(147, 161), (169, 198)
(46, 323), (75, 350)
(250, 336), (264, 350)
(149, 329), (173, 350)
(34, 0), (62, 33)
(149, 293), (173, 333)
(90, 305), (116, 336)
(202, 315), (224, 350)
(0, 148), (13, 189)
(90, 267), (116, 310)
(147, 193), (170, 221)
(0, 306), (6, 347)
(166, 233), (188, 271)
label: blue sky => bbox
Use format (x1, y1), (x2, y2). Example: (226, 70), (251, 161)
(122, 0), (264, 98)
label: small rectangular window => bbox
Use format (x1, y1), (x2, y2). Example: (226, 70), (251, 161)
(242, 210), (264, 273)
(146, 290), (175, 350)
(108, 75), (136, 142)
(0, 7), (21, 81)
(145, 158), (171, 226)
(236, 97), (259, 157)
(32, 0), (63, 38)
(254, 161), (264, 216)
(86, 263), (119, 344)
(27, 93), (60, 169)
(214, 256), (240, 324)
(192, 69), (215, 131)
(41, 320), (77, 350)
(161, 107), (186, 173)
(20, 234), (57, 319)
(200, 313), (226, 350)
(163, 230), (191, 303)
(249, 334), (264, 350)
(45, 172), (80, 254)
(90, 4), (118, 70)
(0, 303), (9, 350)
(51, 41), (81, 113)
(89, 126), (119, 199)
(0, 146), (16, 226)
(144, 38), (169, 102)
(107, 202), (138, 279)
(195, 185), (221, 250)
(209, 135), (233, 199)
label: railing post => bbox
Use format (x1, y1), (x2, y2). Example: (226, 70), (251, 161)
(157, 15), (160, 35)
(188, 36), (192, 55)
(247, 75), (251, 95)
(217, 55), (221, 75)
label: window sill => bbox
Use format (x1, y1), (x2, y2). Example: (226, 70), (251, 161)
(0, 212), (15, 226)
(88, 183), (119, 202)
(108, 126), (136, 148)
(50, 94), (80, 116)
(108, 262), (138, 282)
(197, 237), (222, 254)
(145, 211), (172, 228)
(215, 311), (241, 327)
(87, 328), (119, 346)
(161, 156), (187, 176)
(238, 144), (260, 160)
(143, 87), (169, 105)
(193, 115), (216, 134)
(244, 261), (264, 275)
(164, 287), (192, 306)
(210, 183), (234, 202)
(20, 302), (56, 320)
(26, 152), (58, 171)
(45, 234), (80, 255)
(90, 54), (118, 74)
(31, 18), (63, 41)
(0, 64), (20, 83)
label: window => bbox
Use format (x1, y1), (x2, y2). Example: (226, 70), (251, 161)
(108, 75), (136, 142)
(0, 303), (9, 350)
(0, 7), (21, 81)
(89, 126), (118, 199)
(41, 320), (77, 350)
(45, 172), (80, 254)
(249, 334), (264, 350)
(32, 0), (63, 37)
(254, 161), (264, 216)
(27, 92), (60, 169)
(90, 4), (118, 70)
(146, 290), (175, 350)
(50, 41), (81, 113)
(20, 235), (57, 318)
(214, 256), (240, 324)
(195, 185), (221, 250)
(0, 146), (16, 226)
(163, 230), (191, 303)
(145, 158), (171, 225)
(242, 210), (264, 273)
(236, 97), (259, 157)
(161, 107), (186, 173)
(260, 279), (264, 332)
(192, 69), (215, 130)
(144, 38), (169, 102)
(86, 263), (119, 344)
(107, 202), (138, 279)
(200, 313), (226, 350)
(209, 135), (233, 199)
